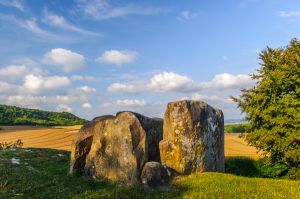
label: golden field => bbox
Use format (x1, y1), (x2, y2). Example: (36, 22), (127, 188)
(0, 126), (258, 158)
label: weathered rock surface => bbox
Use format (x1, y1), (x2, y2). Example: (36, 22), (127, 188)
(70, 115), (113, 173)
(84, 112), (147, 184)
(132, 113), (163, 162)
(159, 100), (224, 174)
(140, 161), (170, 188)
(70, 111), (163, 185)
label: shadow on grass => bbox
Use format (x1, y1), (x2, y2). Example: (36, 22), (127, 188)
(225, 157), (263, 177)
(0, 148), (180, 199)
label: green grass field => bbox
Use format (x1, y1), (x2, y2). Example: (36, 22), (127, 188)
(0, 148), (299, 199)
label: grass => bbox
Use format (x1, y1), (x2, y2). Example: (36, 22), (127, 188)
(0, 148), (299, 199)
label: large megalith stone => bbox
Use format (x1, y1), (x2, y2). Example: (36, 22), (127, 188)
(70, 115), (114, 173)
(159, 100), (224, 174)
(70, 111), (163, 185)
(84, 112), (147, 184)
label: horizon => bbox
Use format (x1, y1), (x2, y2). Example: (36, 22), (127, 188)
(1, 0), (299, 120)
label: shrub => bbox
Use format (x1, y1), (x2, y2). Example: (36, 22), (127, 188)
(287, 168), (300, 180)
(0, 139), (23, 149)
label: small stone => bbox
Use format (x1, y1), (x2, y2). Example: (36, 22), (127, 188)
(140, 162), (170, 188)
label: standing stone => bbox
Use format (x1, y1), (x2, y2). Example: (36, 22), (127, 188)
(159, 100), (224, 174)
(78, 112), (163, 185)
(70, 115), (114, 173)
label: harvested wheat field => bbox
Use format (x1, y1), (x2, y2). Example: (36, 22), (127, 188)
(224, 133), (259, 158)
(0, 126), (259, 158)
(0, 126), (81, 151)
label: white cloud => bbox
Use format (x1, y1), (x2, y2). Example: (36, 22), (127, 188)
(43, 48), (85, 72)
(147, 72), (196, 92)
(191, 93), (220, 101)
(78, 86), (96, 94)
(96, 50), (137, 66)
(6, 95), (47, 109)
(179, 10), (198, 20)
(279, 11), (300, 17)
(42, 10), (98, 36)
(107, 83), (140, 93)
(53, 95), (72, 105)
(105, 99), (146, 107)
(0, 64), (27, 78)
(0, 81), (19, 93)
(76, 0), (165, 20)
(202, 73), (253, 89)
(71, 75), (97, 81)
(0, 0), (24, 11)
(56, 104), (73, 112)
(23, 74), (70, 93)
(21, 19), (59, 39)
(82, 102), (92, 109)
(108, 72), (254, 94)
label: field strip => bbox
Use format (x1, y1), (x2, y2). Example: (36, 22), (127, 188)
(0, 130), (57, 141)
(25, 134), (75, 145)
(0, 127), (259, 158)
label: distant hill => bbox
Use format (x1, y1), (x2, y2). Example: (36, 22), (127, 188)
(0, 104), (87, 126)
(224, 119), (247, 124)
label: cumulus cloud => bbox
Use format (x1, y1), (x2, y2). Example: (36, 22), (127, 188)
(191, 93), (220, 101)
(108, 72), (254, 94)
(6, 95), (47, 109)
(78, 86), (96, 94)
(56, 104), (73, 112)
(147, 72), (197, 92)
(279, 11), (300, 17)
(0, 64), (27, 78)
(82, 102), (92, 109)
(96, 50), (137, 66)
(43, 48), (85, 72)
(104, 99), (146, 107)
(23, 74), (70, 93)
(0, 81), (19, 93)
(201, 73), (253, 89)
(107, 83), (140, 93)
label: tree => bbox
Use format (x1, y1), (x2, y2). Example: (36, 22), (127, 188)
(232, 39), (300, 173)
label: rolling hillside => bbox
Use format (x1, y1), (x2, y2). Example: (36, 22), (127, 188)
(0, 104), (87, 126)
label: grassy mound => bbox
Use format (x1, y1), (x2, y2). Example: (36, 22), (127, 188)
(0, 148), (299, 199)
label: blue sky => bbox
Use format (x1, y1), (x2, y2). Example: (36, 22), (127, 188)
(0, 0), (299, 120)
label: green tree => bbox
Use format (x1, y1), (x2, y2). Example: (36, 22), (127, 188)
(232, 39), (300, 173)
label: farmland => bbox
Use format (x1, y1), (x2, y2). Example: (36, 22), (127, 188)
(0, 126), (258, 158)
